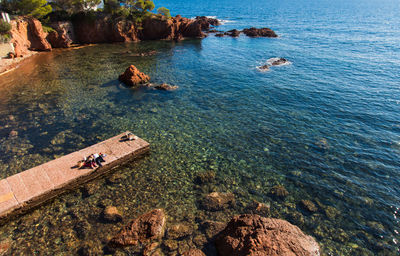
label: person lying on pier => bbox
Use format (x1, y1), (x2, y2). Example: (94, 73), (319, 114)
(122, 132), (138, 141)
(93, 153), (106, 167)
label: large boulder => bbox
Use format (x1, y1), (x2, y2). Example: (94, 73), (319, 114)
(109, 209), (166, 247)
(242, 27), (278, 38)
(118, 65), (150, 87)
(215, 215), (320, 256)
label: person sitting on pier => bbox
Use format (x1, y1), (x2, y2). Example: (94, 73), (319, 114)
(85, 154), (97, 168)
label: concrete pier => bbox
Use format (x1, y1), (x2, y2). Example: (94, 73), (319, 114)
(0, 132), (149, 220)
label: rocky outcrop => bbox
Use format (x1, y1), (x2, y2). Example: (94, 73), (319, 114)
(10, 17), (52, 57)
(140, 15), (205, 41)
(202, 192), (235, 211)
(118, 65), (150, 87)
(195, 16), (220, 30)
(215, 215), (320, 256)
(242, 27), (278, 38)
(225, 29), (241, 37)
(72, 16), (139, 44)
(46, 21), (75, 48)
(109, 209), (166, 247)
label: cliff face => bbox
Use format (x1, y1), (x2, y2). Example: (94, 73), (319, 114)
(9, 15), (214, 56)
(10, 17), (52, 57)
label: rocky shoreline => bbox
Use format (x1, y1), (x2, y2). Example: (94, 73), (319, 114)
(1, 14), (279, 75)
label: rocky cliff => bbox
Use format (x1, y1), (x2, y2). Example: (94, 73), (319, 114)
(10, 17), (52, 57)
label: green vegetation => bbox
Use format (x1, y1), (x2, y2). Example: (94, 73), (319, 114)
(0, 20), (12, 34)
(0, 0), (171, 25)
(157, 7), (171, 19)
(1, 0), (52, 19)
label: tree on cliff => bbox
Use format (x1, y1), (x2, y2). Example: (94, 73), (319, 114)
(157, 7), (171, 19)
(1, 0), (52, 18)
(50, 0), (101, 14)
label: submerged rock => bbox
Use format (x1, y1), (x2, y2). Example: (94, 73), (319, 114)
(109, 209), (166, 247)
(215, 214), (320, 256)
(195, 170), (216, 184)
(242, 27), (278, 37)
(215, 33), (224, 37)
(202, 192), (235, 211)
(103, 206), (123, 222)
(246, 201), (270, 216)
(201, 220), (227, 240)
(118, 65), (150, 87)
(167, 223), (193, 239)
(269, 185), (289, 200)
(182, 248), (206, 256)
(154, 83), (179, 91)
(300, 200), (318, 213)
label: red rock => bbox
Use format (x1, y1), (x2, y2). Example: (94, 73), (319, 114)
(242, 27), (278, 38)
(215, 215), (320, 256)
(118, 65), (150, 87)
(182, 248), (206, 256)
(46, 21), (75, 48)
(10, 17), (51, 57)
(195, 16), (220, 30)
(109, 209), (166, 247)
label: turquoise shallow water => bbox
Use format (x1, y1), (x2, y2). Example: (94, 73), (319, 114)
(0, 0), (400, 254)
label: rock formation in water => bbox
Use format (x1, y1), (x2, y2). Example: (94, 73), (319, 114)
(46, 21), (75, 48)
(242, 27), (278, 37)
(109, 209), (166, 247)
(118, 65), (150, 87)
(215, 214), (320, 256)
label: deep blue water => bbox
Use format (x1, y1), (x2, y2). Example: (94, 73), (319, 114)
(0, 0), (400, 254)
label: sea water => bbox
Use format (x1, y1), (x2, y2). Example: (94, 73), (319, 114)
(0, 0), (399, 254)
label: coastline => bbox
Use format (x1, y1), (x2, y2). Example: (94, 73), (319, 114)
(0, 51), (38, 76)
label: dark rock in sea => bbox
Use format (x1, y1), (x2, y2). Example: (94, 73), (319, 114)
(182, 248), (206, 256)
(215, 214), (320, 256)
(215, 33), (224, 37)
(103, 206), (123, 222)
(208, 29), (221, 33)
(195, 16), (220, 30)
(259, 64), (270, 71)
(245, 201), (270, 216)
(202, 192), (235, 211)
(270, 57), (289, 66)
(109, 209), (166, 247)
(300, 200), (318, 213)
(224, 29), (241, 37)
(118, 65), (150, 87)
(242, 27), (278, 37)
(324, 205), (340, 220)
(74, 220), (91, 239)
(154, 83), (179, 91)
(81, 182), (100, 197)
(201, 220), (227, 239)
(269, 185), (289, 200)
(195, 170), (216, 184)
(286, 211), (305, 226)
(167, 223), (193, 239)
